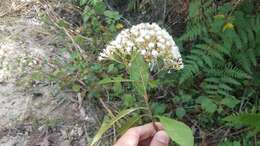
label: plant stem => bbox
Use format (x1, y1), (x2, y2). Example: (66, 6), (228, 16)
(144, 92), (159, 131)
(139, 65), (158, 131)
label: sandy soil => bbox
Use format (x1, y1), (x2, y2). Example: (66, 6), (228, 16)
(0, 0), (57, 127)
(0, 0), (104, 145)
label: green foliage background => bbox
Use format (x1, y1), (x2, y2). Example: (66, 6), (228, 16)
(42, 0), (260, 145)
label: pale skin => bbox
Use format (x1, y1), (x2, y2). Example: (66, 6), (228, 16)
(114, 122), (170, 146)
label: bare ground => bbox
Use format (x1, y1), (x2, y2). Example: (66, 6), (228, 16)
(0, 0), (104, 145)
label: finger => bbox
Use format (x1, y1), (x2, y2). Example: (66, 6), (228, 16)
(114, 127), (139, 146)
(149, 131), (170, 146)
(138, 138), (152, 146)
(137, 122), (164, 140)
(114, 122), (164, 146)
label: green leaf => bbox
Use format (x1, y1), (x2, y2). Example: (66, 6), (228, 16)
(219, 84), (233, 91)
(176, 107), (186, 119)
(152, 103), (166, 115)
(221, 77), (241, 86)
(31, 71), (44, 81)
(113, 77), (123, 95)
(122, 94), (136, 107)
(104, 10), (121, 20)
(80, 0), (87, 6)
(159, 116), (194, 146)
(148, 79), (158, 89)
(224, 113), (260, 131)
(221, 97), (240, 108)
(94, 1), (106, 14)
(57, 19), (69, 28)
(72, 84), (81, 92)
(98, 77), (134, 84)
(179, 69), (193, 85)
(189, 0), (200, 18)
(74, 35), (86, 46)
(117, 115), (141, 135)
(129, 53), (149, 96)
(202, 55), (213, 68)
(199, 97), (217, 114)
(248, 49), (256, 66)
(240, 1), (254, 14)
(108, 64), (115, 73)
(90, 107), (145, 146)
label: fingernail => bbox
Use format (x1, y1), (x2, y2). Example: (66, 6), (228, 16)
(155, 131), (170, 144)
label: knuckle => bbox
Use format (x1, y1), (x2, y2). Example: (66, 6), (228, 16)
(127, 127), (141, 138)
(127, 127), (139, 135)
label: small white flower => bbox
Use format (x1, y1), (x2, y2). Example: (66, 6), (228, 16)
(160, 44), (166, 49)
(28, 62), (33, 66)
(151, 50), (159, 58)
(156, 31), (163, 36)
(33, 60), (37, 64)
(139, 30), (146, 36)
(157, 43), (163, 48)
(116, 36), (122, 42)
(136, 37), (145, 43)
(171, 46), (180, 58)
(166, 41), (171, 46)
(150, 30), (155, 36)
(126, 47), (132, 53)
(159, 38), (166, 43)
(126, 41), (134, 47)
(21, 59), (27, 63)
(144, 35), (151, 40)
(110, 40), (117, 46)
(98, 56), (104, 61)
(100, 53), (107, 58)
(133, 31), (139, 36)
(104, 48), (111, 55)
(148, 42), (155, 48)
(139, 23), (145, 28)
(179, 63), (184, 69)
(140, 49), (146, 55)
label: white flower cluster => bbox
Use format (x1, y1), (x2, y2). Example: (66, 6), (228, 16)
(98, 23), (183, 70)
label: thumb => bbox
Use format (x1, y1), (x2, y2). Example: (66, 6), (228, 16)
(150, 131), (170, 146)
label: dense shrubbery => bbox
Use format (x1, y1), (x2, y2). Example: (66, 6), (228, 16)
(45, 0), (260, 145)
(176, 0), (260, 120)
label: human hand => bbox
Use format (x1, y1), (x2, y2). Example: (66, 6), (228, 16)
(114, 122), (169, 146)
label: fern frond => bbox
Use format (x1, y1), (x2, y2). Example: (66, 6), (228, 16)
(224, 112), (260, 132)
(224, 65), (251, 79)
(220, 76), (241, 86)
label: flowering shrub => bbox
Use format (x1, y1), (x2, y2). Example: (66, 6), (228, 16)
(91, 23), (194, 146)
(98, 23), (183, 70)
